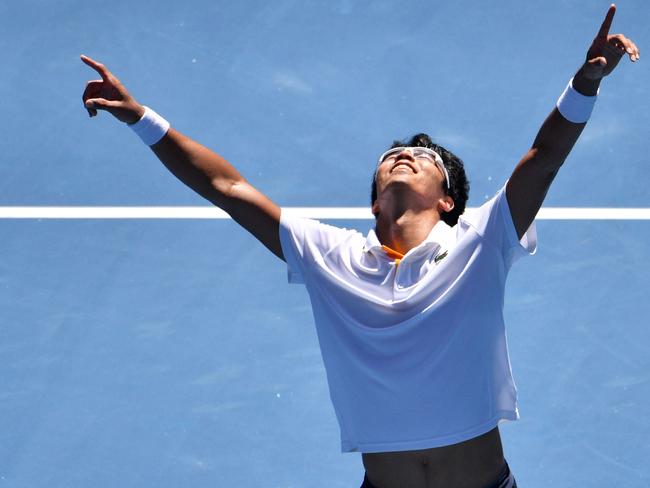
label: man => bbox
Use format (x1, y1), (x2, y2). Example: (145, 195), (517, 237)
(81, 5), (638, 487)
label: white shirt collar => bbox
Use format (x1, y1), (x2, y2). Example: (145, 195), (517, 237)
(363, 219), (453, 255)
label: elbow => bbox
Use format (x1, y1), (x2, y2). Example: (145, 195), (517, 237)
(219, 177), (249, 199)
(210, 177), (246, 210)
(527, 146), (565, 175)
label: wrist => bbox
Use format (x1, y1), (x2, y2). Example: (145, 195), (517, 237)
(572, 66), (602, 96)
(556, 77), (598, 124)
(128, 106), (170, 146)
(126, 104), (146, 125)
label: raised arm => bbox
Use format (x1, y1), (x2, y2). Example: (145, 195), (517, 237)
(506, 4), (639, 240)
(80, 55), (284, 260)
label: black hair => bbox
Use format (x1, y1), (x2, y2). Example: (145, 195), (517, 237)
(371, 133), (470, 227)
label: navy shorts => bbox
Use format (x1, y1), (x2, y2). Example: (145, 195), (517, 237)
(360, 461), (517, 488)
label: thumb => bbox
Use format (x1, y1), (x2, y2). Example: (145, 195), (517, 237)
(589, 56), (607, 67)
(85, 98), (120, 111)
(582, 56), (607, 79)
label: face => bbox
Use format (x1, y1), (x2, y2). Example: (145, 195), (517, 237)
(373, 147), (454, 215)
(378, 147), (449, 188)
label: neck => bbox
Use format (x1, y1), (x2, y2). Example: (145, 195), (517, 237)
(375, 208), (440, 255)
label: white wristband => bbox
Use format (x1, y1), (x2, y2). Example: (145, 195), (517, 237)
(556, 78), (598, 124)
(129, 106), (170, 146)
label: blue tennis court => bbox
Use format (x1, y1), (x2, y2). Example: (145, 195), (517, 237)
(1, 1), (649, 487)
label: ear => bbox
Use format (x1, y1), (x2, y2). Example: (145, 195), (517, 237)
(437, 196), (455, 213)
(371, 200), (380, 217)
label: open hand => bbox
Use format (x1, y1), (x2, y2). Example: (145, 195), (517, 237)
(81, 55), (145, 124)
(582, 4), (640, 81)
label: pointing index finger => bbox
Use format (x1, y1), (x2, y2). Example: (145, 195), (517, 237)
(597, 4), (616, 38)
(80, 54), (111, 81)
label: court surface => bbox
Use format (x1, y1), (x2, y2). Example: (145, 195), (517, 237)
(1, 1), (649, 487)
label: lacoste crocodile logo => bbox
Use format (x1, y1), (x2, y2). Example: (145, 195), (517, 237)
(434, 250), (448, 264)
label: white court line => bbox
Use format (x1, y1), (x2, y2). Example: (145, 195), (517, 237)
(1, 207), (650, 220)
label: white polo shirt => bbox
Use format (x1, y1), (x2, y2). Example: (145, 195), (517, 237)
(279, 182), (536, 453)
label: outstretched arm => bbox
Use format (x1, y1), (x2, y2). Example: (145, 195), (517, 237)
(506, 4), (639, 240)
(81, 55), (284, 260)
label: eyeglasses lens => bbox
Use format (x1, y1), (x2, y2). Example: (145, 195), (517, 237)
(381, 147), (435, 164)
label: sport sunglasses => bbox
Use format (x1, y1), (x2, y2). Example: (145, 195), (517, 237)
(377, 147), (450, 190)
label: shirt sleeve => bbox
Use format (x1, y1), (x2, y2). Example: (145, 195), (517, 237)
(459, 180), (537, 268)
(279, 210), (357, 284)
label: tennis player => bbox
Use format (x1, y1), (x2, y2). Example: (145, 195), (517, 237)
(81, 5), (638, 487)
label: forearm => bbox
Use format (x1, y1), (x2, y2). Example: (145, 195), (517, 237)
(151, 128), (246, 210)
(530, 67), (599, 172)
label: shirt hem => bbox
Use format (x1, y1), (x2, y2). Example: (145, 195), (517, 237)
(341, 411), (519, 453)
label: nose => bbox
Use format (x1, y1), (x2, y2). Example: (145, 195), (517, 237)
(395, 148), (415, 161)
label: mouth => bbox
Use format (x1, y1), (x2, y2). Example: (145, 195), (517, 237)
(391, 160), (417, 173)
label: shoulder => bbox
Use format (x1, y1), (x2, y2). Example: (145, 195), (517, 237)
(279, 211), (363, 253)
